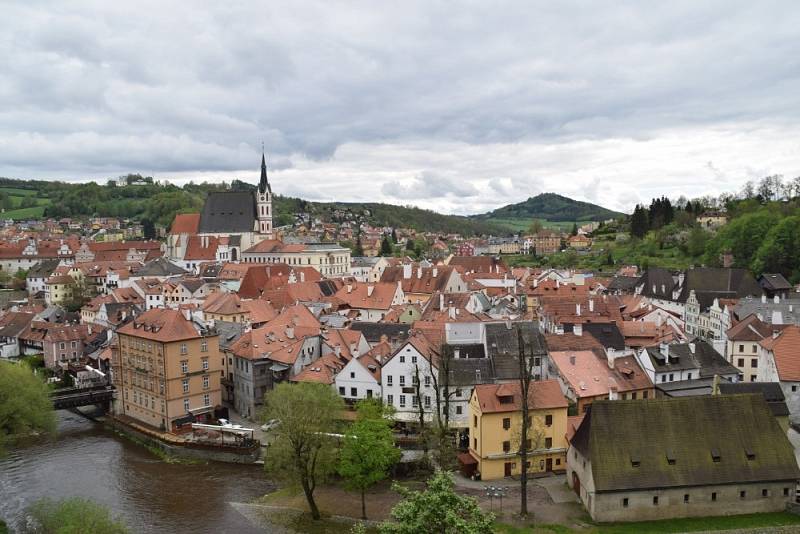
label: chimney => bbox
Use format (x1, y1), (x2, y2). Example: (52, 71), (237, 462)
(569, 354), (576, 366)
(589, 299), (594, 312)
(688, 342), (695, 354)
(439, 293), (445, 310)
(367, 285), (375, 297)
(533, 278), (538, 288)
(88, 324), (92, 335)
(607, 347), (616, 369)
(761, 294), (767, 304)
(432, 267), (438, 278)
(403, 263), (412, 279)
(300, 271), (305, 283)
(417, 267), (422, 279)
(347, 284), (353, 294)
(335, 345), (341, 356)
(659, 343), (669, 358)
(556, 279), (560, 288)
(448, 306), (456, 320)
(475, 368), (481, 383)
(576, 303), (581, 316)
(574, 324), (583, 336)
(182, 308), (191, 321)
(774, 295), (780, 304)
(285, 326), (295, 339)
(350, 342), (358, 357)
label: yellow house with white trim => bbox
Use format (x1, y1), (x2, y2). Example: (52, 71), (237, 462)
(466, 380), (568, 480)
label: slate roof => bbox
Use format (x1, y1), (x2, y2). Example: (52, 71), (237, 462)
(484, 321), (547, 381)
(565, 322), (625, 350)
(571, 395), (800, 492)
(734, 296), (800, 325)
(449, 357), (495, 386)
(678, 268), (763, 307)
(644, 340), (739, 378)
(607, 275), (640, 292)
(637, 268), (677, 300)
(198, 191), (257, 234)
(759, 273), (792, 293)
(718, 382), (790, 417)
(348, 322), (411, 345)
(27, 259), (60, 279)
(136, 257), (187, 277)
(725, 313), (777, 342)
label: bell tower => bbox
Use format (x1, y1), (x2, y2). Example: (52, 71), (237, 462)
(257, 150), (273, 238)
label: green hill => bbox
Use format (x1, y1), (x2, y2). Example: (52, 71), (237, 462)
(473, 192), (625, 228)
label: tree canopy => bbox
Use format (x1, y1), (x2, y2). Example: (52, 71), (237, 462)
(0, 362), (55, 453)
(261, 382), (344, 520)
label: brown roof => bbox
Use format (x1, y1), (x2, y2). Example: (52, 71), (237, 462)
(544, 332), (605, 353)
(335, 282), (399, 311)
(727, 313), (780, 342)
(473, 380), (567, 414)
(380, 266), (456, 295)
(184, 236), (219, 261)
(170, 213), (201, 234)
(549, 350), (652, 398)
(448, 256), (507, 274)
(291, 353), (346, 384)
(760, 325), (800, 381)
(117, 308), (203, 342)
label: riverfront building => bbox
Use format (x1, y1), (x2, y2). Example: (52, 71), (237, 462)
(113, 308), (221, 431)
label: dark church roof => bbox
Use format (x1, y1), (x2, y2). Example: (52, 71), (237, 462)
(198, 191), (258, 234)
(259, 153), (272, 194)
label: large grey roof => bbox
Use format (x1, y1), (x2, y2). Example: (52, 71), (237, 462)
(27, 259), (60, 278)
(484, 321), (546, 381)
(718, 382), (789, 417)
(644, 340), (739, 378)
(136, 257), (187, 277)
(571, 395), (800, 492)
(678, 267), (762, 306)
(735, 296), (800, 325)
(198, 191), (257, 234)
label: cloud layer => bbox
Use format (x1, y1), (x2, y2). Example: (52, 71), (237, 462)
(1, 1), (799, 214)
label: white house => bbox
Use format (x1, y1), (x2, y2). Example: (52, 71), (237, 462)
(335, 354), (382, 401)
(380, 333), (440, 422)
(757, 326), (800, 423)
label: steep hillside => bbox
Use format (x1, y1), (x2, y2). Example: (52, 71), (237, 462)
(474, 192), (625, 223)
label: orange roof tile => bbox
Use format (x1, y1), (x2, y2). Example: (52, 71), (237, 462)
(473, 380), (567, 413)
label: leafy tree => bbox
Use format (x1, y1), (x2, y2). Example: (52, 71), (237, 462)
(379, 471), (494, 534)
(353, 234), (364, 257)
(338, 399), (401, 519)
(380, 235), (393, 256)
(751, 216), (800, 281)
(527, 219), (543, 235)
(261, 382), (343, 520)
(684, 227), (709, 257)
(141, 218), (156, 240)
(570, 222), (578, 236)
(20, 195), (38, 208)
(0, 362), (55, 453)
(27, 497), (128, 533)
(391, 228), (398, 243)
(704, 210), (779, 268)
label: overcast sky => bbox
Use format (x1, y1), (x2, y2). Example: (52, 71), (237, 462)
(2, 1), (799, 215)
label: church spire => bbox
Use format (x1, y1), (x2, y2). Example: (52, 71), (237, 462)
(259, 147), (271, 194)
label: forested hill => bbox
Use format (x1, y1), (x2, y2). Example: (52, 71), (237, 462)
(474, 192), (625, 222)
(0, 176), (505, 236)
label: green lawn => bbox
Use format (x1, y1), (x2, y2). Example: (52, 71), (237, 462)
(495, 511), (800, 534)
(0, 186), (40, 196)
(486, 217), (578, 233)
(2, 205), (48, 220)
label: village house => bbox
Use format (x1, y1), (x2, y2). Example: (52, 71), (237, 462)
(380, 331), (441, 424)
(114, 308), (222, 431)
(333, 281), (405, 322)
(757, 325), (800, 424)
(380, 264), (466, 305)
(466, 380), (568, 480)
(567, 395), (798, 522)
(25, 259), (60, 296)
(725, 314), (783, 382)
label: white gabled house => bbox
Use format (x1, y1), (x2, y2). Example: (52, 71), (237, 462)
(335, 354), (382, 402)
(380, 332), (440, 422)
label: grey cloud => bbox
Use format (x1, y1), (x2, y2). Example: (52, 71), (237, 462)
(382, 172), (479, 199)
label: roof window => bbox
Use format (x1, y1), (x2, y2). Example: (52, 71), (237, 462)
(666, 449), (676, 465)
(630, 453), (641, 468)
(711, 448), (721, 462)
(744, 447), (756, 461)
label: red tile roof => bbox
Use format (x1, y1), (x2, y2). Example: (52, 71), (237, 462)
(170, 213), (201, 234)
(117, 308), (202, 342)
(760, 325), (800, 381)
(473, 380), (567, 413)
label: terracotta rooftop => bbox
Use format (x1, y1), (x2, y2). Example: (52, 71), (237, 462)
(473, 380), (567, 414)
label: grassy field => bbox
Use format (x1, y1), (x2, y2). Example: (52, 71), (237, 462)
(0, 186), (51, 220)
(0, 186), (39, 196)
(2, 205), (48, 220)
(495, 511), (800, 533)
(486, 217), (578, 233)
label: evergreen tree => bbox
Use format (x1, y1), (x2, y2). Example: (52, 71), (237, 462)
(391, 228), (398, 243)
(570, 222), (578, 236)
(380, 235), (393, 256)
(353, 234), (364, 257)
(630, 204), (649, 238)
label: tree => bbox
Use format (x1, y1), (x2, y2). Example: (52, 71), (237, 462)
(527, 220), (543, 235)
(27, 497), (128, 533)
(630, 204), (649, 238)
(515, 325), (547, 517)
(751, 216), (800, 281)
(391, 228), (398, 244)
(141, 218), (156, 240)
(353, 233), (365, 257)
(379, 471), (494, 534)
(261, 382), (344, 520)
(20, 195), (38, 208)
(338, 399), (401, 519)
(380, 235), (393, 256)
(0, 362), (55, 453)
(570, 222), (578, 236)
(428, 344), (457, 469)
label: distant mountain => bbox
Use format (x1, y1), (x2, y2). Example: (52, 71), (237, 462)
(473, 192), (626, 223)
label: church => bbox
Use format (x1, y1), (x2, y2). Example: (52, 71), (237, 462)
(167, 153), (275, 265)
(167, 154), (351, 277)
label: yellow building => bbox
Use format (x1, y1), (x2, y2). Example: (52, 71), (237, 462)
(466, 380), (568, 480)
(114, 308), (221, 432)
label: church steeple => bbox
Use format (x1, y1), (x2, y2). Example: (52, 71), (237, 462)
(259, 150), (271, 194)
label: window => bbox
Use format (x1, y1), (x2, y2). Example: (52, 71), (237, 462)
(502, 418), (511, 430)
(502, 441), (511, 452)
(411, 355), (417, 363)
(350, 372), (355, 379)
(669, 373), (674, 381)
(399, 395), (406, 407)
(653, 496), (659, 506)
(339, 387), (345, 395)
(712, 492), (717, 501)
(201, 341), (208, 352)
(684, 494), (690, 503)
(399, 376), (405, 386)
(399, 355), (405, 363)
(545, 414), (553, 426)
(545, 437), (552, 449)
(180, 343), (187, 355)
(203, 394), (210, 406)
(473, 415), (478, 427)
(181, 360), (188, 373)
(643, 391), (648, 399)
(182, 379), (189, 393)
(738, 358), (745, 367)
(739, 344), (744, 353)
(456, 406), (462, 415)
(387, 394), (393, 405)
(455, 389), (462, 397)
(424, 376), (431, 387)
(183, 398), (190, 411)
(202, 375), (209, 389)
(752, 345), (757, 353)
(412, 396), (418, 407)
(750, 359), (757, 368)
(622, 498), (629, 508)
(762, 489), (769, 498)
(686, 373), (692, 380)
(202, 358), (209, 370)
(784, 488), (790, 496)
(473, 438), (477, 449)
(387, 375), (393, 386)
(661, 375), (666, 383)
(351, 387), (357, 397)
(740, 490), (746, 499)
(59, 342), (65, 350)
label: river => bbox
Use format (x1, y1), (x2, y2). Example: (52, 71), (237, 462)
(0, 412), (275, 533)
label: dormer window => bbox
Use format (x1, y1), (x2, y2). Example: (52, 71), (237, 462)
(711, 448), (721, 463)
(745, 447), (756, 461)
(498, 395), (514, 404)
(666, 449), (676, 465)
(630, 453), (640, 468)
